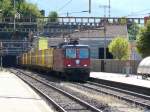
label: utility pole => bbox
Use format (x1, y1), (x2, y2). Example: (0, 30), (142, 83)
(14, 0), (16, 31)
(104, 19), (107, 59)
(89, 0), (91, 13)
(99, 5), (109, 17)
(99, 5), (109, 59)
(108, 0), (110, 17)
(0, 42), (3, 71)
(67, 12), (69, 17)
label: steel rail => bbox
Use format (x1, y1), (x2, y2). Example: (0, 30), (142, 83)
(87, 81), (150, 100)
(76, 81), (150, 109)
(10, 69), (66, 112)
(11, 69), (103, 112)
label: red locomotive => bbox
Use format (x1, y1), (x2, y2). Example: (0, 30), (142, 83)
(18, 39), (90, 81)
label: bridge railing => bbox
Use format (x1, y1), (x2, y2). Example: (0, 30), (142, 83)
(0, 17), (145, 34)
(0, 17), (145, 24)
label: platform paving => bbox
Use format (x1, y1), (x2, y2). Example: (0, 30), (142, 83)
(0, 70), (54, 112)
(90, 72), (150, 88)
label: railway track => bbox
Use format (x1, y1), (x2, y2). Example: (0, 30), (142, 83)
(10, 68), (150, 111)
(75, 81), (150, 109)
(10, 69), (103, 112)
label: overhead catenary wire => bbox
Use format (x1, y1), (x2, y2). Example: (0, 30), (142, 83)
(125, 9), (150, 17)
(126, 13), (150, 17)
(132, 9), (150, 15)
(59, 11), (88, 16)
(58, 0), (73, 12)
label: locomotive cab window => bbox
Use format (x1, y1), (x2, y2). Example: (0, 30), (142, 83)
(66, 48), (76, 58)
(79, 48), (89, 59)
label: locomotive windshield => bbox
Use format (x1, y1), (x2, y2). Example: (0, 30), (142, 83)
(66, 48), (76, 58)
(65, 47), (89, 59)
(79, 48), (89, 58)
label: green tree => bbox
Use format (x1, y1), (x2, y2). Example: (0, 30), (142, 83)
(0, 0), (14, 17)
(108, 37), (129, 60)
(120, 17), (127, 25)
(48, 11), (58, 22)
(19, 2), (41, 17)
(136, 20), (150, 58)
(128, 23), (140, 41)
(0, 0), (41, 17)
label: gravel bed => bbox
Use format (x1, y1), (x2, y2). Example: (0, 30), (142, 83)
(13, 69), (147, 112)
(82, 82), (150, 105)
(16, 69), (116, 112)
(61, 83), (147, 112)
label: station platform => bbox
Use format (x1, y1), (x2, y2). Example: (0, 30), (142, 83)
(90, 72), (150, 89)
(0, 70), (53, 112)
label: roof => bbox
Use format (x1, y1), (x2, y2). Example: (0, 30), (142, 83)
(70, 24), (128, 38)
(39, 24), (128, 46)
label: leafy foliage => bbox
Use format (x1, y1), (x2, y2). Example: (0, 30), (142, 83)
(120, 17), (127, 25)
(136, 20), (150, 58)
(48, 11), (59, 22)
(0, 0), (41, 17)
(19, 2), (41, 17)
(128, 23), (140, 41)
(0, 0), (14, 17)
(108, 37), (129, 60)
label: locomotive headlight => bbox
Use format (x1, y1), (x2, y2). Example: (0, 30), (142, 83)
(84, 64), (87, 67)
(67, 64), (71, 67)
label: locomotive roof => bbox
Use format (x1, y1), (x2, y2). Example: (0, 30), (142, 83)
(62, 44), (89, 47)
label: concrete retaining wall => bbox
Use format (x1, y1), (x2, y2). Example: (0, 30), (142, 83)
(91, 59), (140, 74)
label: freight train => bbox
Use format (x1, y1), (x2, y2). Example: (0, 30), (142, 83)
(17, 40), (90, 81)
(137, 56), (150, 79)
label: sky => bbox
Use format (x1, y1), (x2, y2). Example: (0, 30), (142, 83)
(26, 0), (150, 17)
